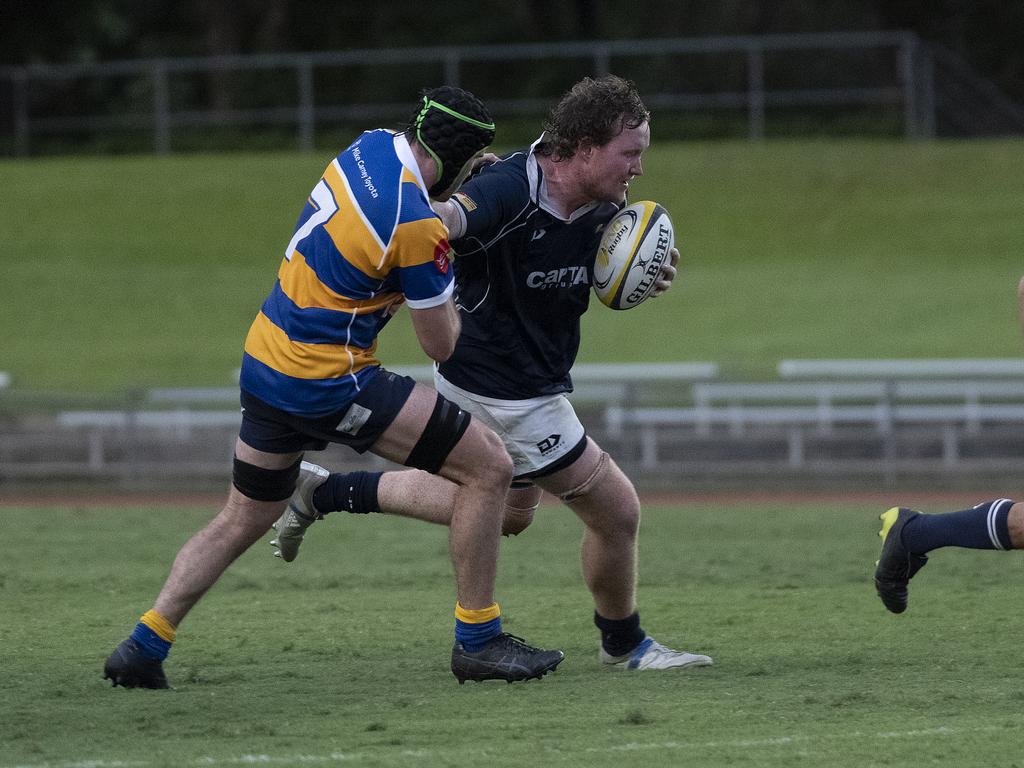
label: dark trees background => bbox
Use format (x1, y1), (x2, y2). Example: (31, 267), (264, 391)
(2, 1), (1021, 101)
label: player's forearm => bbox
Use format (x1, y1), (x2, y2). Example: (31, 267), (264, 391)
(410, 300), (461, 362)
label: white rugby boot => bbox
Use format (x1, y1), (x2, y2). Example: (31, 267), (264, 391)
(270, 461), (330, 562)
(600, 636), (713, 671)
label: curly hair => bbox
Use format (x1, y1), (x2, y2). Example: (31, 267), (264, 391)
(536, 75), (649, 160)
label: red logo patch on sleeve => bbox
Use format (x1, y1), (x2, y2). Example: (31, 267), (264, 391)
(433, 239), (452, 274)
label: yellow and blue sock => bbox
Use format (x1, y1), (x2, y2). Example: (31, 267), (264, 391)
(902, 499), (1015, 553)
(454, 602), (502, 651)
(129, 609), (176, 660)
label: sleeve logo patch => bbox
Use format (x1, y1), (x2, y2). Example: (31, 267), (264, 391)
(433, 239), (452, 274)
(453, 192), (477, 212)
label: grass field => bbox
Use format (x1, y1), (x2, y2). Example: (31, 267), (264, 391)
(2, 139), (1023, 393)
(3, 498), (1023, 767)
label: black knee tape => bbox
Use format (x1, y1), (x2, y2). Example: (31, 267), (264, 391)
(404, 394), (471, 474)
(232, 456), (301, 502)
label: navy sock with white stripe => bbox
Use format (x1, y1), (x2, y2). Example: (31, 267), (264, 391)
(901, 499), (1015, 554)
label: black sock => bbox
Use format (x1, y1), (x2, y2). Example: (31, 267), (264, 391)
(594, 611), (645, 657)
(312, 471), (383, 514)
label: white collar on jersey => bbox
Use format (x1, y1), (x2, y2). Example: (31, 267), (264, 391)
(393, 131), (429, 193)
(527, 133), (602, 223)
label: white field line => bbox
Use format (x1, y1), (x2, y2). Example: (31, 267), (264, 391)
(4, 724), (1014, 768)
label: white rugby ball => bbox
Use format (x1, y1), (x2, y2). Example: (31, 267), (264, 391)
(592, 200), (674, 310)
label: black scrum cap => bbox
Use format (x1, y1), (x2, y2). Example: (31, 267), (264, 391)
(411, 86), (495, 197)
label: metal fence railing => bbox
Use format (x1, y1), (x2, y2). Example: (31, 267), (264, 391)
(4, 362), (1024, 490)
(0, 31), (976, 156)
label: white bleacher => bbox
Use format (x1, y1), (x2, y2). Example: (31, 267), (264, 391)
(604, 359), (1024, 470)
(146, 387), (237, 404)
(40, 359), (1024, 478)
(391, 361), (720, 405)
(605, 400), (1024, 470)
(387, 362), (720, 381)
(50, 363), (720, 475)
(686, 379), (1024, 435)
(149, 361), (720, 409)
(57, 410), (241, 428)
(68, 362), (721, 430)
(778, 358), (1024, 379)
(569, 362), (719, 404)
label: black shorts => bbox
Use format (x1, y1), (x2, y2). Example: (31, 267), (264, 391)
(239, 367), (417, 454)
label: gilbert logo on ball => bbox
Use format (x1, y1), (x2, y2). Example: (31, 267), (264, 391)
(593, 201), (674, 310)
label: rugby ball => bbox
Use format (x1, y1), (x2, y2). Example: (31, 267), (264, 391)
(592, 201), (674, 310)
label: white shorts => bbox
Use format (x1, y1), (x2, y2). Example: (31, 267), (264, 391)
(434, 371), (586, 479)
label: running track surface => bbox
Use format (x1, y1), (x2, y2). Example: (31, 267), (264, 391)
(0, 490), (1006, 508)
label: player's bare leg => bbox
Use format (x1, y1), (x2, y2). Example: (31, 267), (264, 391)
(274, 466), (538, 562)
(536, 439), (639, 619)
(498, 489), (540, 536)
(367, 472), (538, 537)
(364, 384), (564, 682)
(367, 384), (509, 610)
(301, 441), (640, 616)
(154, 441), (300, 624)
(1009, 503), (1024, 547)
(104, 440), (300, 688)
(536, 437), (711, 670)
(376, 470), (458, 526)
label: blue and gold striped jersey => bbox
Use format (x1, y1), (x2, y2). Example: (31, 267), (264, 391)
(240, 130), (454, 416)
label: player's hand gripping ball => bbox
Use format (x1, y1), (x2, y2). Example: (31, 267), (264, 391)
(592, 200), (675, 310)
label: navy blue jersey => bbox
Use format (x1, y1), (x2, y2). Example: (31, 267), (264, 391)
(437, 138), (620, 399)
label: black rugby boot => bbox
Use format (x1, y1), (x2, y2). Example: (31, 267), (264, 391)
(874, 507), (929, 614)
(103, 637), (170, 689)
(451, 633), (564, 684)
